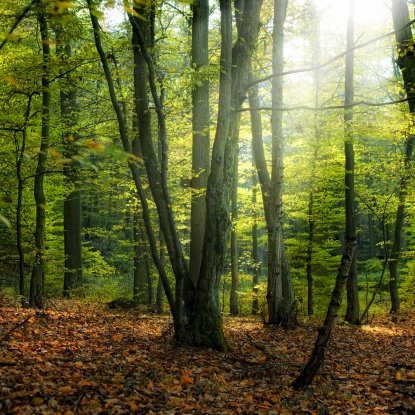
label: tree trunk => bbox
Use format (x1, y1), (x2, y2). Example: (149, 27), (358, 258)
(185, 0), (233, 351)
(186, 0), (263, 350)
(87, 0), (176, 325)
(251, 171), (260, 315)
(129, 7), (189, 340)
(389, 0), (415, 313)
(305, 0), (322, 317)
(248, 75), (263, 316)
(292, 237), (356, 389)
(189, 0), (210, 286)
(266, 0), (295, 327)
(15, 95), (33, 297)
(344, 0), (360, 325)
(306, 193), (315, 316)
(229, 148), (240, 316)
(133, 212), (147, 304)
(30, 4), (50, 308)
(55, 26), (83, 298)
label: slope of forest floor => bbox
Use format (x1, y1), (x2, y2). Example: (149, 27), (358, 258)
(0, 302), (414, 415)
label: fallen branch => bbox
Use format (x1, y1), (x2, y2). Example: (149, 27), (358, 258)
(0, 313), (34, 343)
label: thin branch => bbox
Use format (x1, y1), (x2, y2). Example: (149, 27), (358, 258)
(0, 0), (37, 52)
(239, 96), (415, 113)
(250, 18), (415, 87)
(0, 313), (34, 343)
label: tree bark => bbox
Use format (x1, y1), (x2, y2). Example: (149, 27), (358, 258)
(133, 212), (148, 304)
(292, 237), (356, 389)
(305, 0), (322, 317)
(186, 0), (263, 350)
(230, 146), (240, 316)
(87, 0), (176, 325)
(389, 0), (415, 313)
(30, 2), (50, 308)
(189, 0), (210, 286)
(15, 95), (33, 297)
(129, 7), (189, 339)
(248, 83), (262, 315)
(185, 0), (233, 351)
(267, 0), (295, 326)
(344, 0), (360, 324)
(55, 25), (83, 299)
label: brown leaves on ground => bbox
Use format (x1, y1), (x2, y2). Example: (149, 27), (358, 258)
(0, 303), (414, 414)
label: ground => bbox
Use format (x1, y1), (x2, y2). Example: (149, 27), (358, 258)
(0, 302), (414, 414)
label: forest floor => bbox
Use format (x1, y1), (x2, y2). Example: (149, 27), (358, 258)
(0, 302), (414, 415)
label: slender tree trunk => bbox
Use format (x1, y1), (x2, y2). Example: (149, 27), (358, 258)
(55, 26), (83, 298)
(30, 3), (50, 308)
(129, 8), (189, 341)
(189, 0), (210, 286)
(344, 0), (360, 324)
(15, 95), (33, 297)
(306, 193), (315, 316)
(267, 0), (295, 327)
(251, 169), (260, 315)
(87, 0), (176, 325)
(292, 237), (356, 389)
(230, 147), (240, 316)
(133, 212), (147, 304)
(389, 0), (415, 313)
(228, 0), (246, 317)
(248, 75), (263, 316)
(305, 0), (322, 317)
(16, 136), (25, 296)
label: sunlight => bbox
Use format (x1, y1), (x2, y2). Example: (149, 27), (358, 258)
(361, 325), (403, 336)
(314, 0), (391, 37)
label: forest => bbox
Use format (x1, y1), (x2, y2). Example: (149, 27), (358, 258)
(1, 0), (415, 413)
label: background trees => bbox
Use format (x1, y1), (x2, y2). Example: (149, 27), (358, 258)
(0, 0), (414, 348)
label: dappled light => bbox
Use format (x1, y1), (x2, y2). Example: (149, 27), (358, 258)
(1, 0), (415, 412)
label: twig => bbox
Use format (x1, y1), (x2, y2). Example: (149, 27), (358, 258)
(0, 0), (37, 52)
(0, 313), (34, 343)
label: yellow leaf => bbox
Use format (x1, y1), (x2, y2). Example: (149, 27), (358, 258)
(124, 4), (146, 20)
(31, 397), (44, 406)
(3, 75), (20, 88)
(395, 371), (402, 381)
(128, 401), (139, 411)
(75, 361), (83, 368)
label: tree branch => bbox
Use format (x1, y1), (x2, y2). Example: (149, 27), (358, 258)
(0, 0), (37, 52)
(249, 18), (415, 87)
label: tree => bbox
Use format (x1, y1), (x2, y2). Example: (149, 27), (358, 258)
(189, 0), (210, 286)
(388, 0), (415, 313)
(30, 0), (50, 308)
(54, 16), (83, 298)
(344, 0), (360, 324)
(251, 0), (295, 327)
(127, 0), (262, 349)
(292, 236), (356, 389)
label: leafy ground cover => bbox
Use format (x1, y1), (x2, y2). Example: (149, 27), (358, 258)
(0, 303), (414, 414)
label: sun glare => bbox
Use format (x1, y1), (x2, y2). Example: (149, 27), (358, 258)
(315, 0), (392, 35)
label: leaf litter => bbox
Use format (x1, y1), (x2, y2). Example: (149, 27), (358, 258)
(0, 303), (414, 414)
